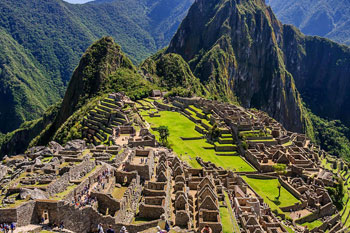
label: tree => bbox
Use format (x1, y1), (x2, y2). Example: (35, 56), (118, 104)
(326, 177), (344, 210)
(157, 126), (170, 146)
(277, 184), (282, 200)
(207, 123), (221, 142)
(273, 164), (287, 176)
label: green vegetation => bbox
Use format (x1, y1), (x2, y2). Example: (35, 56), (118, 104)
(112, 187), (128, 199)
(141, 52), (207, 97)
(143, 110), (255, 172)
(308, 110), (350, 160)
(301, 219), (323, 230)
(156, 126), (170, 147)
(0, 0), (192, 134)
(326, 177), (345, 210)
(220, 206), (234, 233)
(243, 176), (300, 214)
(52, 184), (78, 200)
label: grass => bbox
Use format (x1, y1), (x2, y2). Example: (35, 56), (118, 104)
(223, 191), (240, 233)
(51, 184), (77, 200)
(142, 111), (255, 172)
(189, 105), (203, 114)
(112, 187), (128, 199)
(220, 206), (234, 233)
(242, 176), (300, 215)
(301, 219), (323, 230)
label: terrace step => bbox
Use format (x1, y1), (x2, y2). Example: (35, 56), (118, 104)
(218, 138), (234, 144)
(101, 100), (118, 109)
(215, 152), (239, 156)
(98, 104), (113, 113)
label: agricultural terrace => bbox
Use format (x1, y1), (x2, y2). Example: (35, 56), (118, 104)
(140, 109), (255, 172)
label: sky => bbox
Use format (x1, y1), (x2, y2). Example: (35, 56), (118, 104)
(63, 0), (93, 4)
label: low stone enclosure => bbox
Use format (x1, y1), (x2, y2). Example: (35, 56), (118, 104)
(0, 93), (347, 233)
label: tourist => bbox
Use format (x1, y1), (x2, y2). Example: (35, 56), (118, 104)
(59, 221), (64, 232)
(119, 226), (128, 233)
(10, 222), (15, 233)
(98, 223), (104, 233)
(106, 225), (115, 233)
(201, 225), (212, 233)
(156, 226), (166, 233)
(165, 221), (170, 232)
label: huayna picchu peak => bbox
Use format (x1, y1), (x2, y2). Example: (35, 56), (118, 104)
(0, 0), (350, 232)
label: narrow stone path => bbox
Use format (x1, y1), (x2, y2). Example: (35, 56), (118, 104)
(14, 224), (41, 233)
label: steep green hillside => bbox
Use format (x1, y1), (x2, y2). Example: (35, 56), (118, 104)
(0, 28), (62, 132)
(266, 0), (350, 45)
(167, 0), (305, 132)
(0, 37), (157, 156)
(0, 0), (193, 133)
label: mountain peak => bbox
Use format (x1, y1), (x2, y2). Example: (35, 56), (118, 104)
(167, 0), (304, 132)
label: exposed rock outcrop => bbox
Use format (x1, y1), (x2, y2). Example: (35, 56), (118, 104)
(167, 0), (305, 132)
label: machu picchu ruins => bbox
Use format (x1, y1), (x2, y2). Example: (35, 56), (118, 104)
(0, 93), (348, 233)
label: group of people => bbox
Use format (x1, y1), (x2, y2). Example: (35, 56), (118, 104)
(0, 223), (16, 233)
(96, 224), (172, 233)
(140, 158), (148, 164)
(97, 224), (128, 233)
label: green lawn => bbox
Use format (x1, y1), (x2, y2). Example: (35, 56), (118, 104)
(301, 219), (323, 230)
(242, 177), (300, 212)
(142, 111), (255, 172)
(220, 206), (234, 233)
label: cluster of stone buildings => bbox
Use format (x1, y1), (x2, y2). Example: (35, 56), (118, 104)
(0, 93), (346, 233)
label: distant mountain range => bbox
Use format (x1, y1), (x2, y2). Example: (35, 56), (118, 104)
(0, 0), (193, 133)
(266, 0), (350, 45)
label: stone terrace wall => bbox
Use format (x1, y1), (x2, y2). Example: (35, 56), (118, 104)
(69, 160), (95, 181)
(64, 165), (108, 202)
(46, 173), (70, 196)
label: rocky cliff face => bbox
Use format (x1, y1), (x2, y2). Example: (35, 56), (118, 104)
(281, 26), (350, 126)
(167, 0), (305, 132)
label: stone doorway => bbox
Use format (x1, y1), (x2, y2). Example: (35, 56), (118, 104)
(42, 210), (49, 224)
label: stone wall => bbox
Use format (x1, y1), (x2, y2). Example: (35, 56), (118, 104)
(90, 192), (120, 216)
(69, 160), (95, 181)
(0, 208), (17, 223)
(64, 165), (108, 202)
(295, 203), (336, 224)
(115, 171), (138, 185)
(138, 204), (165, 220)
(46, 172), (70, 197)
(311, 214), (340, 233)
(278, 177), (302, 200)
(0, 201), (36, 226)
(16, 201), (36, 226)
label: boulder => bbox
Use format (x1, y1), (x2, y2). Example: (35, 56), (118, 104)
(0, 165), (8, 180)
(34, 158), (43, 166)
(65, 139), (86, 151)
(48, 141), (64, 153)
(19, 188), (49, 200)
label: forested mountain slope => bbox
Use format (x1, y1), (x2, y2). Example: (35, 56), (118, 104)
(0, 0), (192, 133)
(266, 0), (350, 45)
